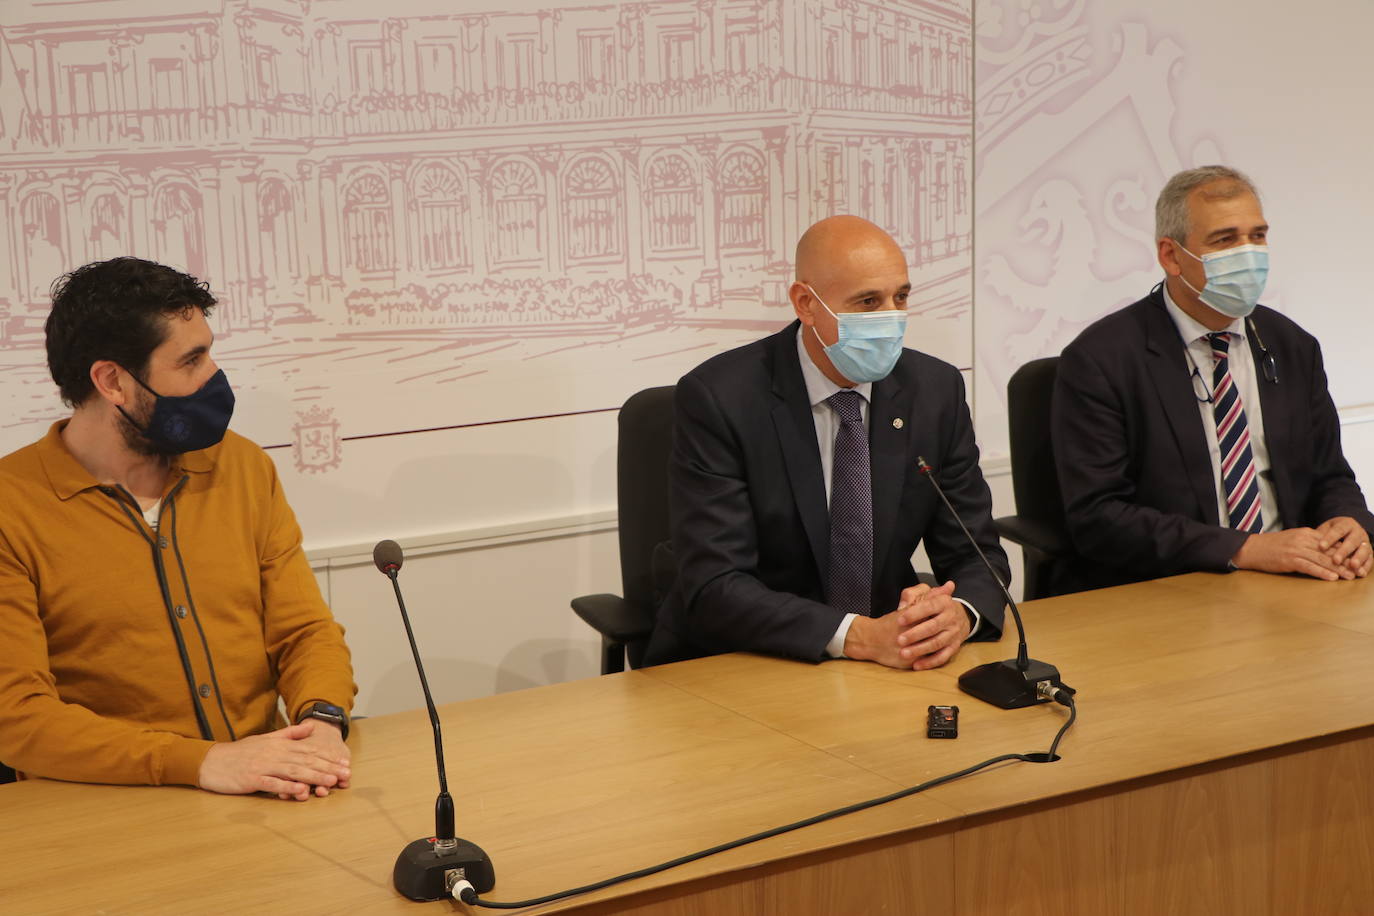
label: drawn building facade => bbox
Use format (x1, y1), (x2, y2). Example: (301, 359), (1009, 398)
(0, 0), (971, 341)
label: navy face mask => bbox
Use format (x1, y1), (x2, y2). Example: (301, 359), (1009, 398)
(118, 368), (236, 453)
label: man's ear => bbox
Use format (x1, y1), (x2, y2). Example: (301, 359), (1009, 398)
(789, 281), (817, 326)
(1157, 237), (1184, 278)
(89, 360), (130, 407)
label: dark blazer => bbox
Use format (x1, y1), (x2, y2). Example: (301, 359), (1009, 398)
(644, 321), (1009, 666)
(1052, 287), (1374, 585)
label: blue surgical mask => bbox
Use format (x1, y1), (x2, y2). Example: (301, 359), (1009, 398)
(1177, 243), (1268, 318)
(119, 368), (236, 454)
(807, 285), (907, 384)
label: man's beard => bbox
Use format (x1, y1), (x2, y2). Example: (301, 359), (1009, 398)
(116, 389), (182, 459)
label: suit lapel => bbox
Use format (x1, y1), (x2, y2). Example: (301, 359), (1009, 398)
(1143, 292), (1220, 524)
(1247, 311), (1293, 525)
(769, 325), (830, 576)
(869, 369), (911, 586)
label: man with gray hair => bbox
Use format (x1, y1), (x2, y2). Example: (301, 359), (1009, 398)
(1051, 166), (1373, 587)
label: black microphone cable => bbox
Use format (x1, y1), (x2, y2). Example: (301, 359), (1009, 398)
(456, 693), (1077, 910)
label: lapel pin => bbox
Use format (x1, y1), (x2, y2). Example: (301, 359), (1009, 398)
(892, 418), (904, 429)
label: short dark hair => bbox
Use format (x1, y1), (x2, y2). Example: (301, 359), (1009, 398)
(45, 258), (217, 406)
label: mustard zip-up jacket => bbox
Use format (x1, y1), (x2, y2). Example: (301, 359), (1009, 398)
(0, 421), (356, 786)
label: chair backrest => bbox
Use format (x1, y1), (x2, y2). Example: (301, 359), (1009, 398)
(1007, 357), (1066, 534)
(616, 386), (676, 611)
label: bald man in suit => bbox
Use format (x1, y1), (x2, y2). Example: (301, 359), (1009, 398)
(645, 216), (1008, 668)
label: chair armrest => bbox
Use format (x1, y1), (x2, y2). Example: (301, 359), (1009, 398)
(994, 515), (1072, 557)
(570, 593), (655, 643)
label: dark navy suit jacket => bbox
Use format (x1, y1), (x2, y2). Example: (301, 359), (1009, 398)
(644, 321), (1008, 665)
(1052, 288), (1374, 585)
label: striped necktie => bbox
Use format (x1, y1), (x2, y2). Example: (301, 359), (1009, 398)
(1208, 332), (1264, 533)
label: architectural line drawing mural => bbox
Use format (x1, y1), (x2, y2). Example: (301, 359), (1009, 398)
(0, 0), (974, 472)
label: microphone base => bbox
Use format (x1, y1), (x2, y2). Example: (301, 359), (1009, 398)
(958, 657), (1074, 710)
(394, 836), (496, 902)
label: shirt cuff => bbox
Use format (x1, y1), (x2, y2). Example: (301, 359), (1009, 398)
(825, 613), (859, 658)
(954, 597), (981, 639)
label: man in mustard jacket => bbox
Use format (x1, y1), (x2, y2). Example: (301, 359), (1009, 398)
(0, 257), (356, 800)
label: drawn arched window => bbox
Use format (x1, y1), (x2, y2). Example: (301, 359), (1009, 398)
(564, 156), (621, 261)
(152, 184), (205, 277)
(719, 149), (766, 250)
(645, 153), (697, 252)
(413, 164), (469, 271)
(488, 160), (543, 264)
(344, 174), (393, 273)
(258, 180), (296, 293)
(89, 193), (125, 261)
(21, 192), (63, 303)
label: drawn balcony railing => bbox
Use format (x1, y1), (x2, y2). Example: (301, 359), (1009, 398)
(5, 75), (969, 152)
(13, 100), (315, 152)
(319, 72), (970, 137)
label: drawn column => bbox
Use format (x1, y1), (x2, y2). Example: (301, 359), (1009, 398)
(198, 162), (232, 330)
(616, 139), (645, 279)
(763, 125), (791, 303)
(531, 146), (564, 277)
(238, 163), (267, 328)
(466, 151), (491, 282)
(691, 135), (721, 309)
(318, 160), (345, 310)
(297, 160), (325, 309)
(61, 181), (84, 268)
(108, 34), (135, 120)
(699, 0), (723, 69)
(797, 128), (815, 228)
(126, 175), (152, 258)
(845, 136), (863, 221)
(904, 139), (924, 267)
(0, 174), (15, 332)
(387, 159), (409, 275)
(538, 11), (561, 83)
(460, 16), (488, 95)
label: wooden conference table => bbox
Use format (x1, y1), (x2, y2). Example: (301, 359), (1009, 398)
(4, 571), (1374, 915)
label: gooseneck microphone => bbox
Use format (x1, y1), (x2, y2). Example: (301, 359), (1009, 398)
(373, 539), (496, 902)
(916, 458), (1074, 710)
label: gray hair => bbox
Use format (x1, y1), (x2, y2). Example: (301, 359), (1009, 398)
(1155, 166), (1260, 242)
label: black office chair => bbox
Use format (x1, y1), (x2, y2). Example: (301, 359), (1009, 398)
(572, 386), (675, 674)
(994, 357), (1086, 600)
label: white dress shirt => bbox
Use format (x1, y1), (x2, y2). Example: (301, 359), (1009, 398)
(793, 329), (982, 658)
(1161, 283), (1280, 533)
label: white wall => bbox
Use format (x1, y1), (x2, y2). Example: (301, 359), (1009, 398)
(972, 0), (1374, 459)
(313, 522), (619, 717)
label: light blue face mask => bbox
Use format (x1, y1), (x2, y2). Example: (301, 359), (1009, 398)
(807, 285), (908, 384)
(1178, 243), (1268, 319)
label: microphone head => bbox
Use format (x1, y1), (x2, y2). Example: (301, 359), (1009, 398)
(916, 456), (933, 475)
(373, 539), (404, 575)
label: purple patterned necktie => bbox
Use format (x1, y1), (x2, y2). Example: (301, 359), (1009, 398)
(1208, 333), (1264, 533)
(826, 390), (873, 616)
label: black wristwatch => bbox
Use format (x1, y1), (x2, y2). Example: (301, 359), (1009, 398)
(298, 702), (350, 740)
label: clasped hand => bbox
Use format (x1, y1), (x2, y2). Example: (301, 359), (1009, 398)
(1234, 516), (1372, 581)
(197, 718), (352, 801)
(843, 580), (970, 670)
